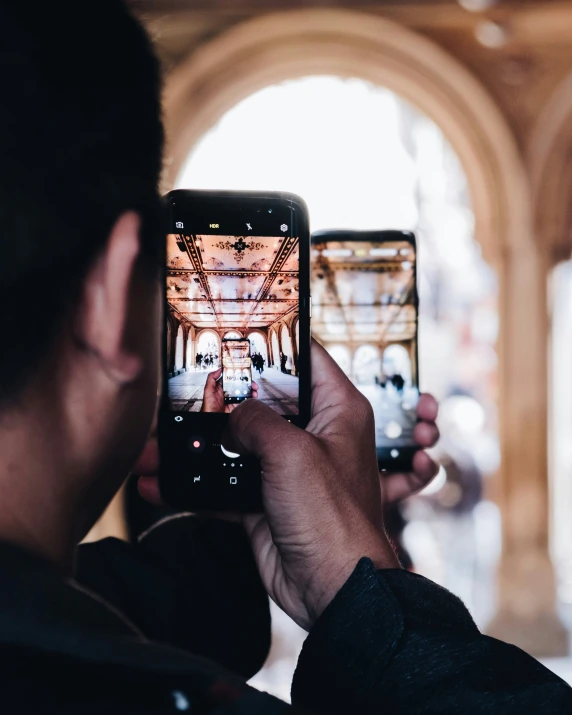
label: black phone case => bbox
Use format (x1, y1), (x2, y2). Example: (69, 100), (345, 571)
(159, 189), (311, 512)
(311, 229), (419, 473)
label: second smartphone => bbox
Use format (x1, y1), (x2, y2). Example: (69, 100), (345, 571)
(222, 337), (253, 403)
(311, 229), (420, 471)
(159, 190), (311, 511)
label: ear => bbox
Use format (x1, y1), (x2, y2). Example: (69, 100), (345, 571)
(77, 211), (143, 384)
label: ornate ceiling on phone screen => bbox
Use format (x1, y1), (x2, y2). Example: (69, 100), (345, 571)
(311, 240), (416, 344)
(167, 234), (299, 330)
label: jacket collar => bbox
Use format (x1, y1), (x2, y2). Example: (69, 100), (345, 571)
(0, 540), (220, 676)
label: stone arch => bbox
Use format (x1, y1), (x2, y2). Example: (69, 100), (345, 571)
(166, 313), (183, 376)
(163, 8), (559, 650)
(166, 318), (173, 376)
(294, 318), (299, 355)
(195, 329), (221, 364)
(353, 344), (380, 386)
(529, 73), (572, 631)
(280, 323), (293, 373)
(164, 8), (529, 263)
(383, 343), (412, 387)
(290, 316), (299, 374)
(185, 324), (195, 370)
(248, 329), (268, 364)
(270, 329), (280, 368)
(528, 70), (572, 262)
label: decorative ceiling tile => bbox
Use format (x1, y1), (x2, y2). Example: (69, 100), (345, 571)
(166, 274), (205, 299)
(198, 235), (282, 270)
(167, 234), (193, 269)
(167, 233), (300, 332)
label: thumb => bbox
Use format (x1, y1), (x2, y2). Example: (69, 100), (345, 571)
(226, 399), (301, 467)
(204, 368), (222, 390)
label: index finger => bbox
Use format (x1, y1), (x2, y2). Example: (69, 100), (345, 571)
(382, 451), (440, 504)
(417, 393), (438, 423)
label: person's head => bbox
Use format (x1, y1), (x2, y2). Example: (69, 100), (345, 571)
(0, 0), (164, 554)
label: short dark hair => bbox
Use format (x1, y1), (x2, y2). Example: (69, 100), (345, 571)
(0, 0), (164, 404)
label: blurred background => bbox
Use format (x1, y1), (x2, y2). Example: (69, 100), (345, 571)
(90, 0), (572, 699)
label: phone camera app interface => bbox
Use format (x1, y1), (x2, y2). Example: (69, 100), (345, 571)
(166, 228), (300, 418)
(311, 237), (419, 452)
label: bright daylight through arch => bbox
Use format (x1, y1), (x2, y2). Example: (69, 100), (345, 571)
(177, 74), (500, 621)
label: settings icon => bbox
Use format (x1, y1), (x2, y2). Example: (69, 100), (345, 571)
(280, 224), (288, 233)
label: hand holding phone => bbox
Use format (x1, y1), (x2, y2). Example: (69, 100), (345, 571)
(227, 342), (429, 630)
(140, 342), (439, 631)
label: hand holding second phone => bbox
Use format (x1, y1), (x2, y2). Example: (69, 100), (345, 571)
(201, 367), (259, 414)
(227, 341), (402, 631)
(137, 343), (439, 631)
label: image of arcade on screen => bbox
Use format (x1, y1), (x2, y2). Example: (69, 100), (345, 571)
(166, 233), (300, 415)
(311, 238), (419, 449)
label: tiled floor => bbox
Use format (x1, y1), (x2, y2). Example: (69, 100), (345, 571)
(168, 366), (299, 414)
(253, 368), (299, 415)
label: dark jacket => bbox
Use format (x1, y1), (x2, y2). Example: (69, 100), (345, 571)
(0, 514), (570, 713)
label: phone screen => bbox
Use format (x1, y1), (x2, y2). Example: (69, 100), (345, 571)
(160, 191), (310, 511)
(222, 338), (252, 402)
(166, 225), (301, 417)
(311, 231), (419, 466)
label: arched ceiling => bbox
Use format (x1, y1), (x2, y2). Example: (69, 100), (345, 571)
(160, 7), (532, 266)
(134, 0), (572, 169)
(167, 233), (299, 331)
(311, 238), (416, 345)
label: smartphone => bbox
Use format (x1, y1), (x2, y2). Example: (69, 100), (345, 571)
(159, 189), (311, 511)
(222, 338), (253, 403)
(311, 229), (420, 470)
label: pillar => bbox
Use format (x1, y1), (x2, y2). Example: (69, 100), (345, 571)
(182, 327), (188, 372)
(486, 244), (568, 656)
(186, 325), (195, 370)
(406, 340), (417, 386)
(549, 257), (572, 614)
(166, 320), (173, 377)
(168, 318), (181, 377)
(290, 318), (299, 375)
